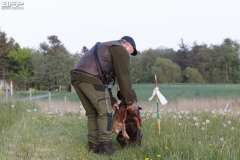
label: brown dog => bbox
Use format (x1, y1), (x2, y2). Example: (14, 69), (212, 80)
(112, 89), (143, 148)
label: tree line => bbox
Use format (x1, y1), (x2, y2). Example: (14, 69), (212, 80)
(130, 39), (240, 84)
(0, 29), (240, 91)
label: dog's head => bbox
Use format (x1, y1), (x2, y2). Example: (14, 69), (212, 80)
(117, 89), (138, 102)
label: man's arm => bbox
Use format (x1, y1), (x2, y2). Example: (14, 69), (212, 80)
(111, 45), (135, 107)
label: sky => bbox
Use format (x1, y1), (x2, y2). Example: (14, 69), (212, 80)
(0, 0), (240, 54)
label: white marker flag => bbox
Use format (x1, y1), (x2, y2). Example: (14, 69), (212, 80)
(148, 87), (168, 105)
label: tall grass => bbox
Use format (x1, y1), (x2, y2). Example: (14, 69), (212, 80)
(0, 99), (239, 159)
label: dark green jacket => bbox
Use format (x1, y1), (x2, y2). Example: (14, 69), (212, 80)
(71, 41), (135, 106)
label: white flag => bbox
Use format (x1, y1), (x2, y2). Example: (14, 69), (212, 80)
(148, 87), (168, 105)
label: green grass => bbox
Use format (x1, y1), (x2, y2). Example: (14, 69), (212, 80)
(0, 99), (240, 159)
(2, 83), (239, 103)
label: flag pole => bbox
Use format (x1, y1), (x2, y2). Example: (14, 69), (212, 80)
(154, 75), (161, 135)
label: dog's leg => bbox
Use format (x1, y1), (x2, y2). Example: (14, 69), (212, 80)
(124, 137), (129, 149)
(135, 129), (141, 147)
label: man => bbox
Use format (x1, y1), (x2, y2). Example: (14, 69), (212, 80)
(71, 36), (138, 156)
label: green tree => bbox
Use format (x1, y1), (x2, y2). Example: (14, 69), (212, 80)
(39, 35), (69, 55)
(0, 30), (19, 89)
(172, 38), (190, 70)
(218, 38), (240, 83)
(183, 67), (205, 83)
(152, 58), (182, 83)
(31, 52), (78, 91)
(130, 54), (143, 83)
(7, 48), (33, 90)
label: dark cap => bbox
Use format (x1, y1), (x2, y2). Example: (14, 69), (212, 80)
(121, 36), (137, 56)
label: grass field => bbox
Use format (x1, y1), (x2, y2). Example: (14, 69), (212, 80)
(0, 84), (240, 159)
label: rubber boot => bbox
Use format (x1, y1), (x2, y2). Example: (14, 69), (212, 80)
(99, 141), (116, 156)
(89, 141), (100, 153)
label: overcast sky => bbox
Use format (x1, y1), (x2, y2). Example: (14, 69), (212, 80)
(1, 0), (240, 54)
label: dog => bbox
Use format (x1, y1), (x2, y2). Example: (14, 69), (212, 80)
(112, 89), (143, 148)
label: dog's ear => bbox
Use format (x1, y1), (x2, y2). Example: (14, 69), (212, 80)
(138, 106), (142, 110)
(117, 91), (122, 100)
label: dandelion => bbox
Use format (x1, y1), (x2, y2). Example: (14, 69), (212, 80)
(201, 127), (205, 130)
(195, 123), (199, 126)
(157, 154), (161, 157)
(165, 147), (169, 151)
(27, 109), (32, 113)
(228, 121), (231, 124)
(33, 109), (37, 112)
(32, 116), (35, 120)
(211, 109), (216, 114)
(193, 117), (198, 121)
(11, 105), (14, 109)
(202, 122), (206, 125)
(223, 124), (227, 127)
(145, 158), (150, 160)
(178, 115), (182, 119)
(48, 112), (53, 115)
(206, 120), (210, 124)
(185, 110), (190, 114)
(231, 127), (234, 130)
(220, 137), (224, 141)
(173, 115), (177, 119)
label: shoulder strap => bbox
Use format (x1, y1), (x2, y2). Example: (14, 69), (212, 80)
(93, 42), (116, 89)
(93, 42), (108, 86)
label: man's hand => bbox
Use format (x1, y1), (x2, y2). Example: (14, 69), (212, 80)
(126, 103), (135, 111)
(112, 103), (119, 111)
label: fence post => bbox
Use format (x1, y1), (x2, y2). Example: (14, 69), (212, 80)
(10, 81), (13, 96)
(6, 88), (8, 101)
(30, 88), (32, 100)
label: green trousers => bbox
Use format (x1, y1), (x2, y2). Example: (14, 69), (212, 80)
(71, 74), (112, 144)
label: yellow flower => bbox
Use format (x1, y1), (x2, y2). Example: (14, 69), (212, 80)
(145, 158), (149, 160)
(32, 116), (35, 120)
(165, 147), (169, 151)
(157, 154), (161, 157)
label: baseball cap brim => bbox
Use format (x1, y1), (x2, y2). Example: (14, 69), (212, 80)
(121, 36), (138, 56)
(132, 47), (137, 56)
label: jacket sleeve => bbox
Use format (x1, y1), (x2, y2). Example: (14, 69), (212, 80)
(110, 45), (135, 106)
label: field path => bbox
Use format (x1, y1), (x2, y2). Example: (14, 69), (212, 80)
(21, 94), (54, 100)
